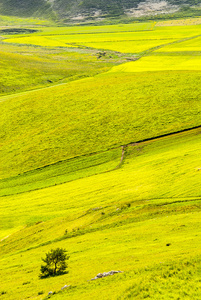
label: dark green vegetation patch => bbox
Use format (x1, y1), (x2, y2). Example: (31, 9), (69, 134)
(0, 28), (38, 35)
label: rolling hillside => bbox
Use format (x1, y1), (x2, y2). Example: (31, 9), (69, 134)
(1, 14), (201, 300)
(1, 70), (201, 180)
(1, 21), (201, 180)
(1, 126), (201, 299)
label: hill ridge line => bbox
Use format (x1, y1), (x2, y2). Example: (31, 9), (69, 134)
(124, 124), (201, 148)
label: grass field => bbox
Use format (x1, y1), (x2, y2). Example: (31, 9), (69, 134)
(1, 17), (201, 300)
(111, 54), (201, 72)
(0, 42), (120, 95)
(4, 23), (201, 54)
(1, 128), (201, 299)
(3, 23), (156, 53)
(6, 34), (176, 53)
(109, 24), (201, 72)
(3, 22), (155, 37)
(156, 35), (201, 52)
(0, 148), (122, 196)
(1, 71), (201, 179)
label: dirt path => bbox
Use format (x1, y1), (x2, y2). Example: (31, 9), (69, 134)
(115, 146), (126, 169)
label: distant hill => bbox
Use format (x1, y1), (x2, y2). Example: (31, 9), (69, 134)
(0, 0), (201, 21)
(0, 0), (54, 18)
(51, 0), (201, 21)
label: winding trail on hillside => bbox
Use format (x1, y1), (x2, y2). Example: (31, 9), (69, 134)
(115, 146), (126, 169)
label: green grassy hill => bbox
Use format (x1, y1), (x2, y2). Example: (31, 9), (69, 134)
(0, 43), (115, 96)
(1, 127), (201, 299)
(1, 17), (201, 300)
(1, 70), (201, 180)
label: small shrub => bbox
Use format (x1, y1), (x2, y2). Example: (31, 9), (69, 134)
(38, 291), (44, 295)
(22, 281), (30, 285)
(0, 291), (6, 295)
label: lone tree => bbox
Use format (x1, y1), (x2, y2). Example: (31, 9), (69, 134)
(39, 248), (69, 278)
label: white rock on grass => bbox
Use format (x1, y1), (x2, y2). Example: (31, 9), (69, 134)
(91, 270), (122, 280)
(61, 285), (70, 290)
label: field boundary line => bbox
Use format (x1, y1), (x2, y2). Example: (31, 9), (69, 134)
(1, 124), (201, 197)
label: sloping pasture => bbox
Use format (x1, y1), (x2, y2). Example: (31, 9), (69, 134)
(1, 19), (201, 300)
(1, 71), (201, 179)
(0, 43), (116, 95)
(0, 148), (121, 196)
(1, 129), (201, 299)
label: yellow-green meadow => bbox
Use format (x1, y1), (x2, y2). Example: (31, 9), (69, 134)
(1, 17), (201, 299)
